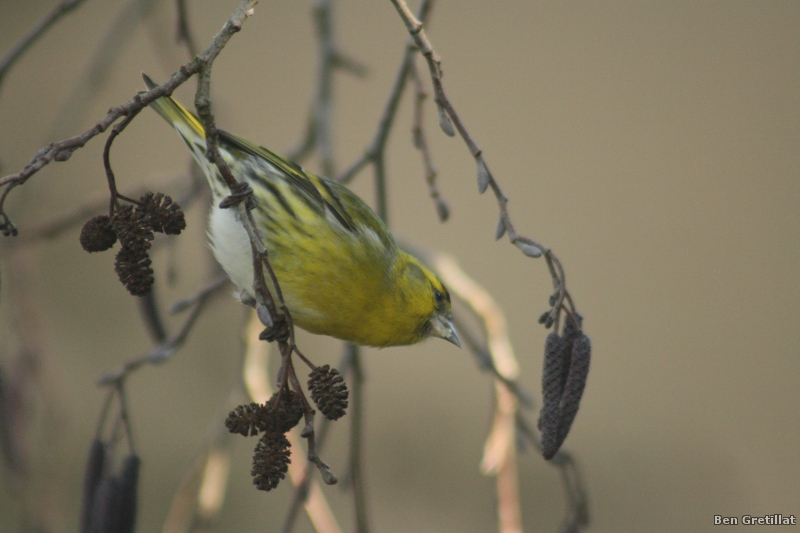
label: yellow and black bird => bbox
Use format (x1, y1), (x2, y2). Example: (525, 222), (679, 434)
(144, 74), (460, 348)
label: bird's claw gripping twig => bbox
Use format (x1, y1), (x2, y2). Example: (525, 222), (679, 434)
(218, 181), (255, 210)
(259, 314), (291, 343)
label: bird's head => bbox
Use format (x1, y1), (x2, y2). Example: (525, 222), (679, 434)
(393, 253), (461, 348)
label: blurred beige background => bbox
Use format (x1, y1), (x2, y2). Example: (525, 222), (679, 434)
(1, 1), (798, 532)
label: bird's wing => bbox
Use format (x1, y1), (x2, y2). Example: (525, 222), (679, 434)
(216, 129), (357, 233)
(143, 73), (361, 236)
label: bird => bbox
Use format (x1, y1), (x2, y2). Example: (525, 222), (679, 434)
(143, 74), (460, 348)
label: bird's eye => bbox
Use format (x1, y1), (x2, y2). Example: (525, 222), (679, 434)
(434, 289), (444, 304)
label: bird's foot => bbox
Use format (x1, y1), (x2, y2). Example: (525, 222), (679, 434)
(218, 181), (255, 210)
(259, 314), (290, 343)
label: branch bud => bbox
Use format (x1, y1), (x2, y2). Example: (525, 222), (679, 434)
(437, 103), (455, 136)
(494, 215), (506, 240)
(476, 158), (491, 194)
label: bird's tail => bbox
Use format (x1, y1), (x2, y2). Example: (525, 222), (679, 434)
(142, 74), (229, 196)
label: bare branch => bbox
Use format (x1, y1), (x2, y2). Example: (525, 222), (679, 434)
(336, 0), (435, 222)
(283, 0), (367, 175)
(387, 0), (538, 248)
(175, 0), (198, 58)
(408, 54), (449, 221)
(312, 0), (337, 178)
(0, 0), (258, 238)
(169, 275), (229, 315)
(388, 0), (583, 363)
(96, 275), (226, 386)
(0, 0), (89, 92)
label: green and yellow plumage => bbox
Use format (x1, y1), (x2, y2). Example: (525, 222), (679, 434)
(143, 74), (459, 348)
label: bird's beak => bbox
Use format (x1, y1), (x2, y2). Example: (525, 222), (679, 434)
(430, 315), (461, 348)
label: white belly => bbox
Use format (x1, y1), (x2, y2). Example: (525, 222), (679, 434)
(208, 205), (256, 297)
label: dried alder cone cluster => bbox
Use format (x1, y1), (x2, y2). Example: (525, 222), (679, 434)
(79, 192), (186, 295)
(537, 312), (591, 459)
(225, 365), (349, 491)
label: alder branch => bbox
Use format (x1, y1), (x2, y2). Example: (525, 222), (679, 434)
(0, 0), (89, 92)
(409, 53), (449, 222)
(311, 0), (336, 178)
(337, 0), (434, 223)
(187, 1), (297, 342)
(279, 343), (361, 533)
(175, 0), (198, 58)
(96, 275), (227, 386)
(50, 0), (160, 140)
(285, 0), (366, 171)
(387, 0), (580, 331)
(0, 0), (258, 238)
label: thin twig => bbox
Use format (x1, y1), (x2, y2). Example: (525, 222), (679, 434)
(103, 111), (142, 212)
(387, 0), (579, 329)
(189, 3), (297, 345)
(96, 275), (225, 386)
(194, 46), (327, 482)
(285, 112), (317, 164)
(0, 0), (89, 92)
(175, 0), (198, 58)
(285, 351), (338, 485)
(312, 0), (336, 178)
(169, 274), (229, 314)
(284, 0), (366, 174)
(336, 0), (434, 195)
(0, 0), (258, 238)
(408, 54), (449, 222)
(103, 108), (172, 345)
(280, 343), (358, 533)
